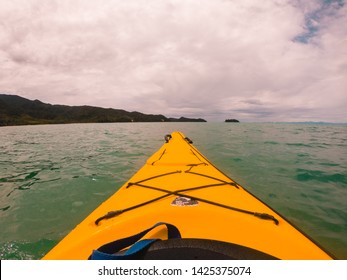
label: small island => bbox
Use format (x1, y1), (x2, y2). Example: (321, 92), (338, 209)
(169, 117), (206, 122)
(225, 119), (240, 123)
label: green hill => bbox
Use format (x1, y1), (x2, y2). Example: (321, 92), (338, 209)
(0, 94), (206, 126)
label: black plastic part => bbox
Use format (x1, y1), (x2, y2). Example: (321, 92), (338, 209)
(165, 134), (172, 143)
(138, 238), (278, 260)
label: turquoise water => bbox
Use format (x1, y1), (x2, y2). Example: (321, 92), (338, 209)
(0, 123), (346, 259)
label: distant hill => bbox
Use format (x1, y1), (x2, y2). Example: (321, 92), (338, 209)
(168, 117), (207, 122)
(0, 94), (206, 126)
(225, 119), (240, 123)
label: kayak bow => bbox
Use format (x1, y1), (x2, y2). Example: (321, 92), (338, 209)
(43, 131), (334, 260)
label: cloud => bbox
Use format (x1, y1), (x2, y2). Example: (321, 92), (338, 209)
(0, 0), (346, 122)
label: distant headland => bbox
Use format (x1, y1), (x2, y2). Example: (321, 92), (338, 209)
(225, 119), (240, 122)
(0, 94), (207, 126)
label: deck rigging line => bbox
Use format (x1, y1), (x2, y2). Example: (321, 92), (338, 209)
(95, 170), (279, 226)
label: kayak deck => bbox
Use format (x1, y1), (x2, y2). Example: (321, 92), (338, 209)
(43, 131), (333, 260)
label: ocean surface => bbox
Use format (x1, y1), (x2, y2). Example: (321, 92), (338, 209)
(0, 122), (346, 259)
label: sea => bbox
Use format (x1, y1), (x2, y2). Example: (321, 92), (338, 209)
(0, 122), (346, 259)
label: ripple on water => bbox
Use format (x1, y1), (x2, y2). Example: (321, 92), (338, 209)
(0, 240), (58, 260)
(1, 123), (346, 259)
(296, 169), (347, 184)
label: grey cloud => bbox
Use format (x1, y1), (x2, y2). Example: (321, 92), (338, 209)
(0, 0), (346, 122)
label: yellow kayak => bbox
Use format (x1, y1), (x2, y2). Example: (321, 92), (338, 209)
(43, 131), (334, 260)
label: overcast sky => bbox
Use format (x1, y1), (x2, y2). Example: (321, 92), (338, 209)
(1, 0), (346, 122)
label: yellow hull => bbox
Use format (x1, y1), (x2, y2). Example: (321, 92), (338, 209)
(43, 131), (333, 260)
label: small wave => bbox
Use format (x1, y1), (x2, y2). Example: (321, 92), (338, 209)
(315, 143), (331, 149)
(319, 162), (340, 167)
(0, 205), (10, 211)
(296, 169), (347, 184)
(287, 143), (312, 147)
(264, 141), (279, 145)
(7, 186), (31, 197)
(297, 153), (309, 157)
(1, 170), (40, 183)
(13, 141), (41, 146)
(0, 239), (57, 260)
(25, 171), (39, 180)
